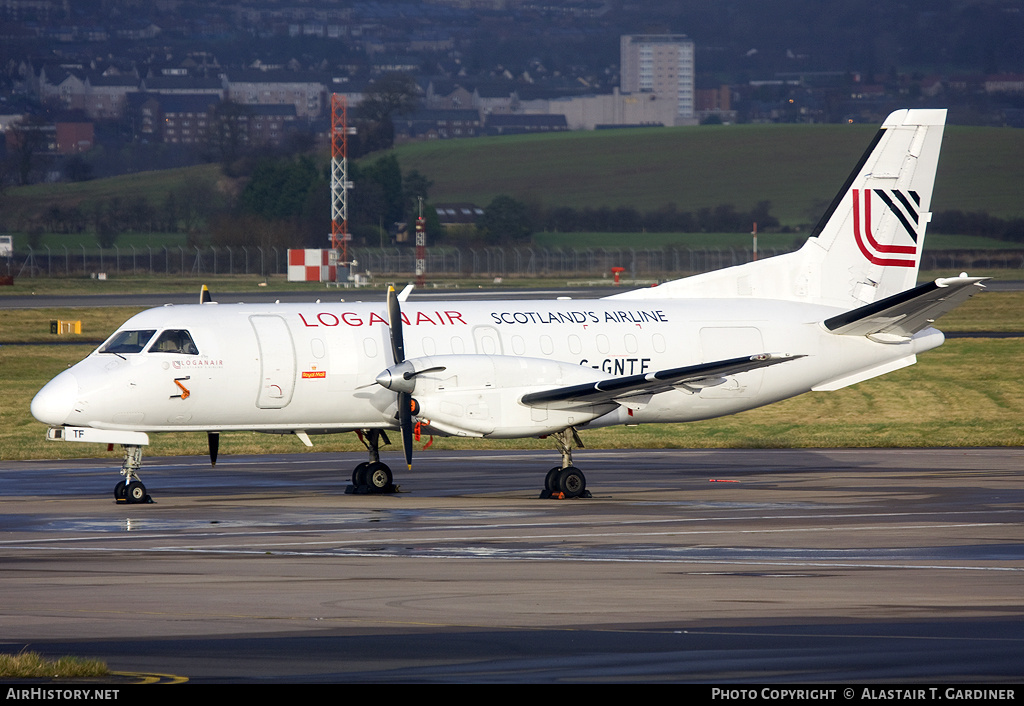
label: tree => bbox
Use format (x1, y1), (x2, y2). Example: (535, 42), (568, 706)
(6, 116), (51, 186)
(205, 100), (251, 171)
(239, 156), (322, 221)
(350, 155), (406, 233)
(357, 73), (419, 124)
(478, 195), (533, 245)
(354, 73), (419, 153)
(402, 169), (433, 216)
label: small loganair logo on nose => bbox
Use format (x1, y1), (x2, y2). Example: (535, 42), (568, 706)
(301, 370), (326, 379)
(852, 188), (920, 268)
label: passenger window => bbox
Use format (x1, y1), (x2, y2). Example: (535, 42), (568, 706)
(149, 329), (199, 355)
(100, 329), (156, 354)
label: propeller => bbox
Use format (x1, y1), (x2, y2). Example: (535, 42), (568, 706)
(386, 286), (415, 471)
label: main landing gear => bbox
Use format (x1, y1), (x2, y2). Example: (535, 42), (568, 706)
(114, 444), (152, 504)
(540, 427), (591, 500)
(347, 429), (398, 494)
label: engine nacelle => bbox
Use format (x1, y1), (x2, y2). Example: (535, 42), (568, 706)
(377, 355), (615, 438)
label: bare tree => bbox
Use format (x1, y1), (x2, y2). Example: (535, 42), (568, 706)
(6, 115), (52, 186)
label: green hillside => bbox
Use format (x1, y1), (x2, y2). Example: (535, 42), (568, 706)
(388, 123), (1024, 225)
(3, 123), (1022, 233)
(3, 163), (225, 220)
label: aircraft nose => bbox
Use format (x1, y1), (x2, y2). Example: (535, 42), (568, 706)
(31, 370), (78, 426)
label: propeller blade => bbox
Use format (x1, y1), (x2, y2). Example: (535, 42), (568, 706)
(398, 392), (413, 470)
(208, 431), (219, 466)
(403, 365), (446, 381)
(386, 285), (405, 365)
(387, 286), (414, 470)
(200, 284), (212, 304)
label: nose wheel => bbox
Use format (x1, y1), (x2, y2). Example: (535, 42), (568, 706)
(115, 445), (152, 504)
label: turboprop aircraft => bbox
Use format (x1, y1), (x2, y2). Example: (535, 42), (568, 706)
(32, 109), (986, 502)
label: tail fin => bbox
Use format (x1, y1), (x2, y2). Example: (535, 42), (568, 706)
(607, 109), (946, 307)
(806, 109), (946, 306)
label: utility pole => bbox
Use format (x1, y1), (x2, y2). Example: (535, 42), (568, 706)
(415, 197), (426, 287)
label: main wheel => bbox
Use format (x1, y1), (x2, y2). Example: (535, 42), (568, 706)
(352, 462), (369, 486)
(544, 466), (562, 492)
(125, 480), (147, 504)
(366, 462), (393, 492)
(557, 466), (586, 498)
(114, 480), (126, 500)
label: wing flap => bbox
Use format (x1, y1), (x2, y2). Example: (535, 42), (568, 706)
(520, 353), (804, 410)
(824, 276), (988, 339)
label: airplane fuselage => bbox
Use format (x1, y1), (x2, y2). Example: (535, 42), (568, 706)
(32, 297), (943, 440)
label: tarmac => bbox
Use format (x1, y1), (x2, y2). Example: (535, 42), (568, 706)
(1, 447), (1021, 683)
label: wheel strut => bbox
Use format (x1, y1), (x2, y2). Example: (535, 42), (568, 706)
(116, 444), (151, 504)
(347, 430), (398, 494)
(540, 428), (590, 500)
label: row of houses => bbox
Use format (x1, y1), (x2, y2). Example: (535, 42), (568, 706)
(35, 68), (348, 122)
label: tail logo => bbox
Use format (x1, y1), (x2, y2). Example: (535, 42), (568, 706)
(852, 188), (920, 268)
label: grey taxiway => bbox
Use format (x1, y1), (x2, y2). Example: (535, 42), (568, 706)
(1, 447), (1022, 683)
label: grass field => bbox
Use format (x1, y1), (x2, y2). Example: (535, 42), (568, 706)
(3, 291), (1021, 462)
(3, 124), (1024, 240)
(2, 163), (224, 223)
(531, 231), (1024, 250)
(389, 123), (1024, 223)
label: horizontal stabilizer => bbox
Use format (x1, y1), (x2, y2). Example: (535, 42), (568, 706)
(520, 353), (804, 410)
(824, 275), (987, 340)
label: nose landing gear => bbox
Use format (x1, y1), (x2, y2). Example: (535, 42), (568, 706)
(115, 445), (152, 504)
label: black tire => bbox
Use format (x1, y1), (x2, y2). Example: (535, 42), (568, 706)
(114, 480), (126, 500)
(366, 462), (393, 492)
(557, 466), (586, 498)
(352, 462), (369, 486)
(544, 466), (562, 492)
(125, 481), (147, 504)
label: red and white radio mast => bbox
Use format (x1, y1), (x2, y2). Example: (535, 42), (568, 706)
(330, 94), (355, 271)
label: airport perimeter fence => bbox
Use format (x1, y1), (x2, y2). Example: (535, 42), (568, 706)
(6, 245), (1024, 282)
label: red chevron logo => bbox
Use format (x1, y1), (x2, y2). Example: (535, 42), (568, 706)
(851, 189), (917, 268)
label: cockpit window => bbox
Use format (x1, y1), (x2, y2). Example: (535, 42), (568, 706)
(100, 329), (156, 354)
(149, 329), (199, 355)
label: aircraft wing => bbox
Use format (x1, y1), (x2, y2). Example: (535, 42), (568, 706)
(824, 276), (988, 339)
(520, 353), (804, 410)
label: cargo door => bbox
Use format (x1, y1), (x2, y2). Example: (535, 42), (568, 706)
(250, 315), (297, 408)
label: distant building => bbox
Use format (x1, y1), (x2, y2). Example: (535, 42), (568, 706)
(224, 71), (329, 119)
(156, 94), (219, 145)
(55, 122), (93, 153)
(695, 85), (735, 123)
(433, 203), (483, 230)
(620, 34), (695, 125)
(484, 113), (567, 135)
(394, 109), (482, 141)
(985, 74), (1024, 94)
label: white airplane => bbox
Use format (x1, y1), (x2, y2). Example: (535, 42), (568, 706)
(32, 109), (986, 502)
